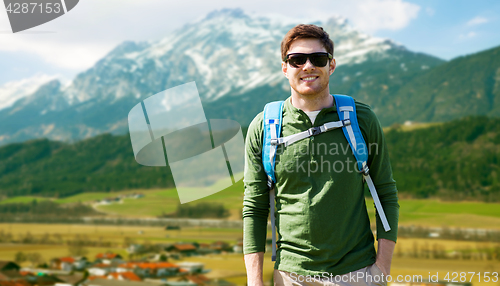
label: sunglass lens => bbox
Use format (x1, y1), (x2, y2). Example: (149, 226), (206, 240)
(310, 54), (329, 67)
(288, 55), (307, 68)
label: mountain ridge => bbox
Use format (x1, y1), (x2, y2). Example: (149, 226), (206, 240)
(3, 8), (498, 146)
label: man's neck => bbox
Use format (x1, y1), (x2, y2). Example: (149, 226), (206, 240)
(290, 90), (333, 112)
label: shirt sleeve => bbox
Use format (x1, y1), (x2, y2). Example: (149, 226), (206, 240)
(360, 104), (400, 243)
(242, 112), (271, 254)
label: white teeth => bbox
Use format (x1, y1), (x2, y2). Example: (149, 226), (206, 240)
(302, 77), (316, 81)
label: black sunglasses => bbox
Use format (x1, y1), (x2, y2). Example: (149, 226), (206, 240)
(284, 52), (333, 68)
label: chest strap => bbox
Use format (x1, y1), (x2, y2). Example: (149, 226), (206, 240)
(271, 119), (351, 147)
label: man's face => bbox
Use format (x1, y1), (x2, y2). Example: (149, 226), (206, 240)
(282, 38), (336, 98)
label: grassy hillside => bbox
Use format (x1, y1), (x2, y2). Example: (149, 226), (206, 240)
(386, 116), (500, 201)
(0, 116), (499, 202)
(386, 45), (500, 124)
(0, 134), (175, 198)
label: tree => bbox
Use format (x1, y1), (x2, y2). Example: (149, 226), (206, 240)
(14, 251), (27, 264)
(26, 252), (43, 267)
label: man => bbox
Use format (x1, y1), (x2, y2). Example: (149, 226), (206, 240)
(243, 24), (399, 285)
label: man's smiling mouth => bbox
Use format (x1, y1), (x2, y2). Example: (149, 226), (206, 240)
(301, 76), (319, 82)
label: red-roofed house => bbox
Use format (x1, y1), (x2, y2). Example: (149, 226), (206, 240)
(106, 272), (141, 282)
(50, 257), (87, 271)
(166, 244), (197, 257)
(94, 253), (123, 265)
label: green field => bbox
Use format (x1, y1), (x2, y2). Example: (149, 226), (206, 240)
(97, 189), (500, 228)
(54, 190), (149, 204)
(365, 199), (500, 229)
(0, 196), (51, 204)
(3, 178), (500, 228)
(94, 180), (245, 219)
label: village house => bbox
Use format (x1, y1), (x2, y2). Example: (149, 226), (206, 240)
(87, 263), (116, 277)
(50, 257), (88, 271)
(165, 244), (197, 257)
(94, 253), (124, 265)
(192, 244), (214, 256)
(232, 242), (243, 254)
(105, 272), (141, 282)
(209, 241), (231, 253)
(175, 263), (204, 275)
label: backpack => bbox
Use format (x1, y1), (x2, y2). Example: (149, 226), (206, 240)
(262, 94), (390, 261)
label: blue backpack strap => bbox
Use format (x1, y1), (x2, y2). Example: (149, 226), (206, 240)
(262, 100), (284, 262)
(262, 101), (285, 189)
(333, 94), (391, 232)
(333, 94), (368, 173)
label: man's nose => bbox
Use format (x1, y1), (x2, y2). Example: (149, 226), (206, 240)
(302, 58), (315, 70)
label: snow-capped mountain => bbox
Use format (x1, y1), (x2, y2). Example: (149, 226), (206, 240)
(0, 8), (443, 145)
(0, 74), (66, 111)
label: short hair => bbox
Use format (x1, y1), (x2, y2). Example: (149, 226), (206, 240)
(281, 24), (334, 61)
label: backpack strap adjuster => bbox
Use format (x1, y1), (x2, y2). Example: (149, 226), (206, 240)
(357, 164), (370, 176)
(267, 176), (275, 190)
(308, 126), (322, 136)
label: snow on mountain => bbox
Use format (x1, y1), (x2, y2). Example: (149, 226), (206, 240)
(0, 8), (442, 146)
(0, 74), (68, 111)
(77, 8), (402, 103)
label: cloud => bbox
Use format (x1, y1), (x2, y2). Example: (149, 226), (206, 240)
(0, 36), (113, 70)
(466, 16), (488, 26)
(459, 31), (477, 39)
(0, 0), (421, 72)
(343, 0), (421, 33)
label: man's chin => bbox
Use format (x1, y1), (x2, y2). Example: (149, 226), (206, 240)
(295, 88), (326, 97)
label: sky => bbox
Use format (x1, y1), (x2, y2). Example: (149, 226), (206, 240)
(0, 0), (499, 86)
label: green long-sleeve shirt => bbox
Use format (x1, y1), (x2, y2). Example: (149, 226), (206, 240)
(243, 96), (399, 276)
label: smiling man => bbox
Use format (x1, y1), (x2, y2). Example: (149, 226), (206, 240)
(242, 24), (399, 285)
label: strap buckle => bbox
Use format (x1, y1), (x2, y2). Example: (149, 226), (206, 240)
(267, 177), (275, 190)
(342, 119), (351, 126)
(357, 164), (370, 176)
(270, 139), (278, 146)
(308, 126), (322, 136)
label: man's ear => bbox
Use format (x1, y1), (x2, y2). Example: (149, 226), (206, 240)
(329, 58), (336, 75)
(282, 61), (288, 79)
